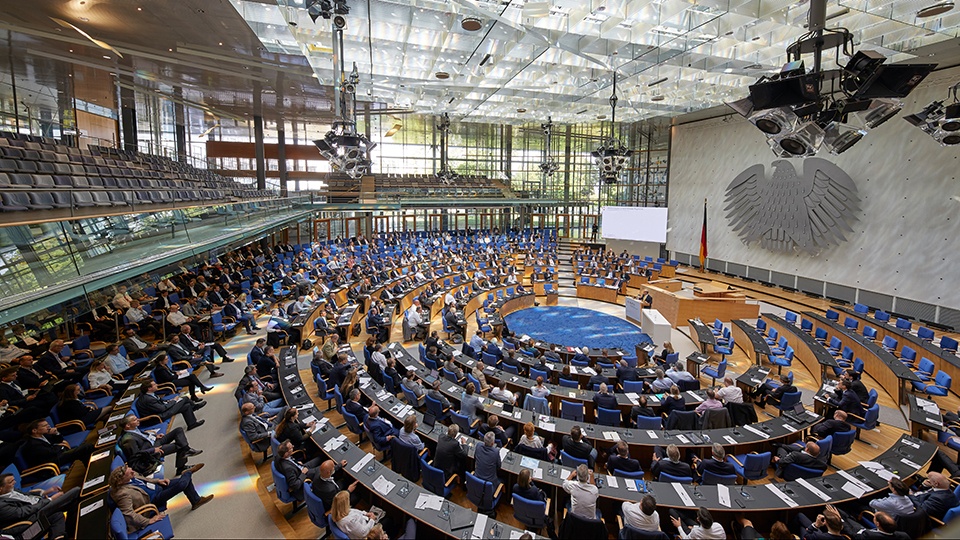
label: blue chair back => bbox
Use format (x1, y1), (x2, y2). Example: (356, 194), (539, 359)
(560, 400), (584, 422)
(728, 452), (771, 481)
(917, 357), (935, 377)
(559, 378), (578, 389)
(421, 456), (453, 497)
(343, 410), (365, 437)
(901, 346), (917, 363)
(852, 404), (881, 430)
(783, 463), (824, 481)
(918, 327), (935, 341)
(271, 460), (298, 503)
(612, 469), (645, 479)
(865, 388), (878, 408)
(329, 519), (349, 540)
(701, 470), (738, 485)
(465, 472), (499, 512)
(597, 407), (620, 427)
(825, 310), (839, 321)
(896, 318), (912, 330)
(941, 336), (959, 353)
(816, 435), (833, 461)
(635, 416), (661, 430)
(513, 494), (548, 529)
(785, 311), (797, 325)
(854, 303), (868, 313)
(844, 317), (859, 331)
(776, 391), (802, 412)
(623, 380), (645, 393)
(831, 429), (856, 456)
(523, 394), (551, 416)
(450, 410), (475, 435)
(800, 319), (813, 333)
(529, 368), (548, 381)
(425, 394), (447, 419)
(304, 484), (328, 530)
(659, 472), (693, 484)
(560, 451), (588, 468)
(881, 335), (898, 351)
(874, 310), (890, 322)
(815, 327), (828, 342)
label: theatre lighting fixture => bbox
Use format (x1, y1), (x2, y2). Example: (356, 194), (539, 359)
(727, 0), (936, 157)
(904, 84), (960, 146)
(311, 7), (376, 179)
(306, 0), (348, 23)
(539, 117), (559, 178)
(592, 73), (633, 184)
(435, 113), (458, 185)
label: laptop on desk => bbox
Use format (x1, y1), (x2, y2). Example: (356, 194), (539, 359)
(782, 403), (807, 424)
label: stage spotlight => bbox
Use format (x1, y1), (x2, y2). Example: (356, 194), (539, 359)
(770, 121), (825, 157)
(902, 100), (960, 146)
(821, 122), (865, 155)
(860, 98), (903, 129)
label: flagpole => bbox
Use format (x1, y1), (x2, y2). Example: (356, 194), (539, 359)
(699, 198), (707, 273)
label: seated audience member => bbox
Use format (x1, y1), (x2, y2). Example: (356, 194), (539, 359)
(135, 380), (206, 430)
(908, 471), (958, 521)
(622, 494), (661, 532)
(735, 517), (793, 540)
(530, 377), (551, 399)
(22, 418), (95, 470)
(397, 415), (424, 452)
(311, 459), (362, 509)
(513, 467), (546, 502)
(473, 432), (503, 489)
(773, 441), (827, 478)
(812, 410), (852, 439)
(649, 370), (673, 392)
(343, 388), (368, 420)
(562, 426), (597, 468)
(243, 382), (285, 417)
(434, 424), (467, 481)
(459, 382), (482, 423)
(755, 374), (798, 408)
(665, 362), (695, 384)
(651, 444), (693, 480)
(165, 334), (220, 377)
(606, 441), (641, 474)
(593, 383), (618, 410)
(275, 408), (317, 454)
(239, 365), (282, 402)
(467, 361), (491, 393)
(695, 388), (723, 414)
(826, 380), (864, 419)
(121, 327), (161, 359)
(401, 370), (425, 407)
(364, 405), (399, 448)
(563, 464), (599, 520)
(854, 511), (910, 540)
(0, 473), (79, 540)
(669, 506), (725, 539)
(479, 414), (513, 448)
(795, 504), (847, 540)
(715, 377), (743, 403)
(274, 441), (322, 502)
(87, 358), (120, 393)
(692, 443), (736, 483)
(153, 354), (214, 402)
(332, 490), (391, 539)
(239, 403), (274, 453)
(105, 343), (148, 378)
(490, 380), (517, 405)
(866, 478), (915, 517)
(119, 414), (201, 476)
(109, 462), (211, 533)
(56, 383), (113, 426)
(426, 379), (451, 410)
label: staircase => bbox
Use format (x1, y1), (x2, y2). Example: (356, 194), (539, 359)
(555, 238), (579, 299)
(488, 177), (518, 198)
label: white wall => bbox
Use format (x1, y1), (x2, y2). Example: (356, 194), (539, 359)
(667, 65), (960, 310)
(602, 238), (661, 260)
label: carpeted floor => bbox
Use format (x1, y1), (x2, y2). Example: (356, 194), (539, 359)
(504, 306), (652, 351)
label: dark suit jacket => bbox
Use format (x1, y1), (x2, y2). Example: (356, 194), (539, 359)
(607, 454), (641, 473)
(651, 458), (693, 480)
(593, 392), (618, 410)
(617, 366), (638, 381)
(343, 400), (367, 421)
(276, 457), (309, 501)
(166, 343), (195, 365)
(119, 430), (156, 458)
(696, 458), (737, 479)
(136, 393), (179, 420)
(588, 374), (608, 389)
(240, 415), (272, 452)
(310, 466), (349, 510)
(828, 389), (865, 418)
(853, 531), (909, 540)
(152, 363), (180, 386)
(36, 351), (68, 379)
(15, 368), (49, 391)
(770, 384), (798, 403)
(434, 434), (467, 479)
(778, 451), (828, 477)
(479, 424), (510, 447)
(910, 489), (959, 520)
(0, 382), (30, 407)
(812, 419), (852, 439)
(22, 435), (67, 468)
(561, 435), (593, 462)
(365, 417), (397, 447)
(0, 491), (52, 535)
(277, 421), (309, 450)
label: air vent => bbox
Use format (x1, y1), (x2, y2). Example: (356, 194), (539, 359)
(918, 2), (954, 17)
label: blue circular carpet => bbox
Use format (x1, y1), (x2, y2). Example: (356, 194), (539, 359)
(504, 306), (652, 351)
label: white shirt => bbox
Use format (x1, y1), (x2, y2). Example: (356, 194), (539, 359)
(336, 509), (374, 539)
(679, 522), (726, 539)
(88, 370), (114, 387)
(371, 351), (387, 371)
(562, 479), (598, 520)
(716, 385), (743, 404)
(490, 387), (515, 404)
(622, 501), (660, 531)
(469, 334), (486, 352)
(167, 311), (189, 326)
(126, 307), (147, 323)
(406, 308), (422, 327)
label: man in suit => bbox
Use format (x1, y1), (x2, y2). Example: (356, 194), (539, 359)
(179, 324), (234, 363)
(22, 419), (95, 470)
(242, 382), (284, 416)
(774, 441), (828, 478)
(855, 511), (910, 540)
(826, 380), (865, 419)
(909, 471), (959, 520)
(256, 346), (280, 381)
(329, 353), (351, 389)
(434, 424), (467, 481)
(616, 359), (638, 384)
(426, 379), (452, 410)
(692, 443), (737, 483)
(474, 432), (503, 489)
(401, 370), (426, 407)
(121, 328), (162, 359)
(166, 334), (220, 377)
(798, 505), (847, 540)
(840, 370), (870, 405)
(0, 367), (55, 420)
(311, 459), (361, 509)
(543, 345), (562, 361)
(343, 389), (368, 421)
(239, 366), (282, 402)
(812, 410), (853, 439)
(757, 374), (797, 408)
(0, 473), (79, 540)
(275, 441), (322, 502)
(593, 383), (618, 410)
(444, 307), (464, 336)
(478, 414), (513, 448)
(110, 462), (211, 530)
(135, 380), (205, 430)
(484, 339), (503, 361)
(13, 356), (53, 392)
(239, 403), (274, 453)
(364, 406), (398, 448)
(606, 441), (641, 474)
(119, 414), (201, 475)
(37, 340), (85, 384)
(651, 444), (693, 480)
(629, 395), (658, 426)
(562, 426), (597, 468)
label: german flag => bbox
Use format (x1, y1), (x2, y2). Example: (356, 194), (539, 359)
(699, 199), (707, 272)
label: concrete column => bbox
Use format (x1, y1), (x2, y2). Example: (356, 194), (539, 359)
(278, 125), (288, 196)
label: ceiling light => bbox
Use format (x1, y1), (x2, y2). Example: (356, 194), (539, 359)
(137, 7), (142, 11)
(517, 108), (527, 113)
(918, 2), (955, 17)
(461, 17), (482, 31)
(79, 17), (89, 21)
(651, 96), (665, 101)
(435, 72), (450, 79)
(103, 55), (111, 59)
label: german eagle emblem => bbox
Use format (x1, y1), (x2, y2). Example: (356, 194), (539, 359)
(724, 158), (860, 255)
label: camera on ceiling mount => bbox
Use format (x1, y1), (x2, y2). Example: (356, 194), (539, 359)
(307, 0), (349, 23)
(333, 15), (346, 29)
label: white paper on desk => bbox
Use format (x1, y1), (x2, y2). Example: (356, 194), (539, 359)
(582, 367), (597, 376)
(765, 483), (799, 507)
(741, 424), (770, 439)
(675, 434), (690, 444)
(723, 436), (737, 445)
(545, 363), (555, 371)
(470, 514), (489, 540)
(836, 470), (871, 492)
(116, 395), (134, 405)
(606, 475), (619, 488)
(901, 457), (921, 470)
(499, 447), (509, 461)
(569, 366), (578, 374)
(533, 468), (543, 480)
(514, 411), (523, 420)
(686, 391), (704, 402)
(302, 415), (318, 425)
(79, 499), (103, 517)
(717, 484), (731, 508)
(841, 481), (866, 499)
(90, 450), (110, 462)
(539, 421), (556, 432)
(83, 475), (105, 490)
(509, 531), (525, 540)
(902, 439), (920, 449)
(782, 423), (799, 433)
(927, 417), (943, 427)
(751, 379), (763, 384)
(351, 453), (375, 473)
(290, 386), (303, 394)
(646, 430), (659, 440)
(448, 386), (459, 394)
(477, 396), (485, 404)
(97, 434), (116, 445)
(285, 373), (297, 380)
(648, 395), (660, 404)
(626, 480), (639, 492)
(673, 483), (695, 506)
(415, 493), (444, 511)
(372, 475), (395, 496)
(107, 413), (125, 423)
(795, 478), (832, 502)
(604, 431), (621, 442)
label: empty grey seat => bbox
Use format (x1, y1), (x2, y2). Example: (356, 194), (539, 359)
(30, 192), (59, 209)
(90, 192), (112, 206)
(72, 191), (96, 207)
(0, 173), (11, 188)
(0, 192), (29, 211)
(71, 176), (90, 188)
(53, 163), (71, 173)
(107, 191), (127, 206)
(9, 173), (33, 186)
(32, 175), (54, 188)
(51, 192), (73, 208)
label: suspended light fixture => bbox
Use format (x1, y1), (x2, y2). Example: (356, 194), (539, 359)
(539, 117), (559, 178)
(591, 73), (633, 184)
